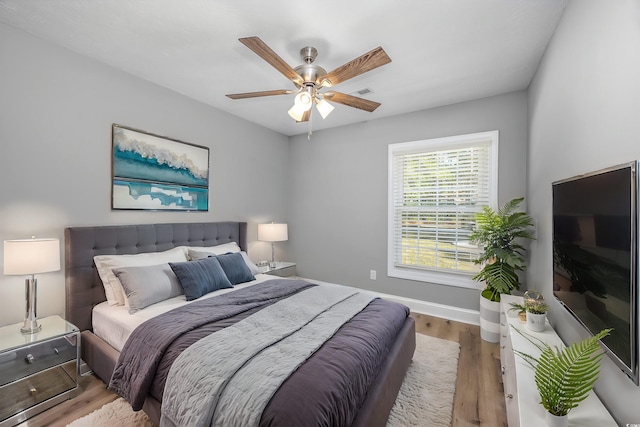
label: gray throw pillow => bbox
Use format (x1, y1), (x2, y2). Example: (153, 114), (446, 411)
(113, 264), (183, 314)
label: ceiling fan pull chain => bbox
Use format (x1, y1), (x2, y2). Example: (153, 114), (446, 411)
(307, 110), (313, 140)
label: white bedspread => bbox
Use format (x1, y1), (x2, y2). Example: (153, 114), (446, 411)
(92, 274), (276, 352)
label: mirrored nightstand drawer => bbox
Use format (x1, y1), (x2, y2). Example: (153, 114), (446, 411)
(0, 364), (76, 424)
(0, 335), (77, 387)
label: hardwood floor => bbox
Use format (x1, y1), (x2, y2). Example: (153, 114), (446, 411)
(412, 313), (507, 427)
(19, 314), (507, 427)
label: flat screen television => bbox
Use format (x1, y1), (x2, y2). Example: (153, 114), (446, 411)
(552, 161), (639, 384)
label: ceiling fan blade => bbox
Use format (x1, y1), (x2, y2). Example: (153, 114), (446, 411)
(226, 89), (292, 99)
(324, 91), (381, 112)
(296, 110), (311, 123)
(318, 46), (391, 88)
(239, 37), (304, 86)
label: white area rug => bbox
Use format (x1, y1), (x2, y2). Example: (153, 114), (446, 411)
(67, 333), (459, 427)
(386, 333), (460, 427)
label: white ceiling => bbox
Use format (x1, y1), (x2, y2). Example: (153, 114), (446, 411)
(0, 0), (567, 137)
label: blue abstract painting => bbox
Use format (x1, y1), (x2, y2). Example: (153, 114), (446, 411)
(112, 124), (209, 211)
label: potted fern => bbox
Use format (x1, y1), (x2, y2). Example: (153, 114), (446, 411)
(470, 197), (535, 342)
(516, 328), (612, 427)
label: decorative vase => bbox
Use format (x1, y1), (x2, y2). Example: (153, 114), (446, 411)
(545, 411), (568, 427)
(479, 296), (501, 342)
(527, 312), (546, 332)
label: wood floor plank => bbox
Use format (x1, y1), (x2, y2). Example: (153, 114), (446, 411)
(20, 314), (507, 426)
(452, 329), (482, 426)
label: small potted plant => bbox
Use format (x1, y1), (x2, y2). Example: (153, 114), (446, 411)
(525, 299), (549, 332)
(509, 302), (527, 322)
(516, 328), (611, 427)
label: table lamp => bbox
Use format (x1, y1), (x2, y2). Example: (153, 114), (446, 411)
(4, 237), (61, 334)
(258, 223), (288, 268)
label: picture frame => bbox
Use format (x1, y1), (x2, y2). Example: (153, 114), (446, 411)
(112, 124), (209, 211)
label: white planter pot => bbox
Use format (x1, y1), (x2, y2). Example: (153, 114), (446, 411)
(545, 411), (568, 427)
(479, 297), (501, 342)
(527, 312), (547, 332)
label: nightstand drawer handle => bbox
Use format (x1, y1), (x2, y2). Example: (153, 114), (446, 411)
(25, 353), (35, 364)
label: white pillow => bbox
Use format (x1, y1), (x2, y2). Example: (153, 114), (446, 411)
(239, 252), (262, 276)
(185, 241), (241, 259)
(94, 246), (188, 305)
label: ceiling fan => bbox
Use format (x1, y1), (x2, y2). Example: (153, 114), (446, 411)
(226, 37), (392, 126)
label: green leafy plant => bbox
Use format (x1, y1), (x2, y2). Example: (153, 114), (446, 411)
(470, 197), (535, 302)
(516, 328), (612, 416)
(509, 302), (527, 313)
(526, 300), (548, 315)
(510, 300), (548, 315)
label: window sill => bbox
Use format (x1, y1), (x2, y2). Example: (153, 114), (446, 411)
(388, 265), (479, 289)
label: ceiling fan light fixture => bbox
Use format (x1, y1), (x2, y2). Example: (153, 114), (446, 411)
(294, 91), (313, 111)
(315, 98), (334, 119)
(288, 105), (305, 121)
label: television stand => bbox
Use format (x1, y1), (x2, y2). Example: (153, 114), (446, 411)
(499, 295), (617, 426)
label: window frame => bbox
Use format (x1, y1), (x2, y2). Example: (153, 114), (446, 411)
(387, 130), (499, 288)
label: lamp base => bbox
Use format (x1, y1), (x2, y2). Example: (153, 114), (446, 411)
(21, 321), (42, 335)
(21, 276), (41, 334)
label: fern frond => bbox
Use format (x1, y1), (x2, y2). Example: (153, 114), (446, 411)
(473, 261), (520, 295)
(532, 329), (612, 416)
(498, 197), (524, 216)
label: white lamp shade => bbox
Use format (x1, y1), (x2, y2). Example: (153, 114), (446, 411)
(294, 92), (313, 111)
(288, 105), (305, 122)
(315, 98), (335, 119)
(258, 223), (288, 242)
(4, 238), (61, 275)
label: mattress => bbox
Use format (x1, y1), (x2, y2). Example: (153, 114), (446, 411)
(92, 273), (275, 352)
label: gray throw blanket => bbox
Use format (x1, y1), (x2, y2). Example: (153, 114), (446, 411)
(110, 279), (316, 410)
(160, 284), (375, 427)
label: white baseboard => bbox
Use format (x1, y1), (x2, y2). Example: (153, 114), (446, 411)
(376, 291), (480, 326)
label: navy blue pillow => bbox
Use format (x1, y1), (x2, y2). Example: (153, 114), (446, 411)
(169, 257), (233, 301)
(215, 252), (255, 285)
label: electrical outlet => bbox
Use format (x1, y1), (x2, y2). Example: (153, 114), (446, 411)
(370, 270), (377, 280)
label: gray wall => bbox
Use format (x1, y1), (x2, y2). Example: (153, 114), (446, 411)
(288, 91), (528, 311)
(527, 0), (640, 423)
(0, 23), (290, 327)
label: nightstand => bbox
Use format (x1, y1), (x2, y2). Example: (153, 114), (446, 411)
(262, 262), (297, 277)
(0, 315), (80, 427)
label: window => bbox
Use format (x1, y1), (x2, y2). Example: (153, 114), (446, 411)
(388, 131), (498, 288)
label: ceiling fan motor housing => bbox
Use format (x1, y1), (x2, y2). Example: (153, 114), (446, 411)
(294, 63), (327, 87)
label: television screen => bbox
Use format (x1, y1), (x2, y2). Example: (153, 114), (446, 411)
(552, 161), (638, 384)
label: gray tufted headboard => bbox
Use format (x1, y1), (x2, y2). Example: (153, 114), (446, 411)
(64, 222), (247, 331)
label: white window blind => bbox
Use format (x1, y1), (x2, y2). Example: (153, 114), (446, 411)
(388, 131), (498, 288)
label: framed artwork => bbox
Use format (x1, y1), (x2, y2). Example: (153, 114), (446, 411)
(112, 124), (209, 211)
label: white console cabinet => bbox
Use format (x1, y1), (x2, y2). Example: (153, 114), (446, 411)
(499, 295), (617, 427)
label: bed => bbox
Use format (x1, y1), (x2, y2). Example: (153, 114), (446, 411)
(64, 221), (416, 426)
